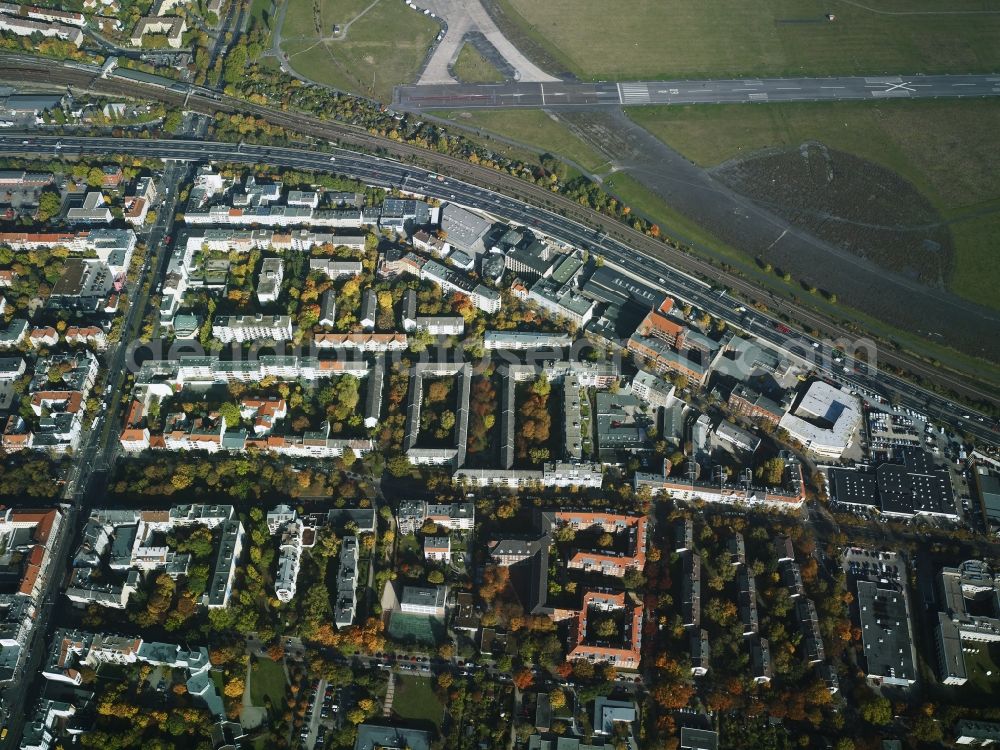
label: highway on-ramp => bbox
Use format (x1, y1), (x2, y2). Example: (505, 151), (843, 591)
(0, 135), (995, 447)
(394, 74), (1000, 109)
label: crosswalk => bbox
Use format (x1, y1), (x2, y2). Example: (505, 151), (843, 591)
(618, 82), (651, 104)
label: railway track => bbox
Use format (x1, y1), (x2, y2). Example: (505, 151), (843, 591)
(2, 57), (998, 407)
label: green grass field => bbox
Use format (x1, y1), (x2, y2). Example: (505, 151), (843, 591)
(626, 99), (1000, 310)
(281, 0), (438, 100)
(496, 0), (1000, 79)
(391, 675), (444, 727)
(248, 657), (287, 709)
(568, 137), (1000, 382)
(282, 0), (372, 39)
(249, 0), (274, 30)
(452, 43), (505, 83)
(430, 109), (610, 173)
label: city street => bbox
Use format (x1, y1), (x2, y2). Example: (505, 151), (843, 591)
(0, 134), (994, 445)
(0, 156), (189, 749)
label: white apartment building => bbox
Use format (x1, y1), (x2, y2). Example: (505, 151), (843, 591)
(424, 536), (451, 563)
(631, 370), (676, 409)
(256, 258), (284, 304)
(212, 314), (293, 343)
(415, 316), (465, 336)
(273, 518), (304, 603)
(335, 536), (359, 628)
(400, 585), (447, 617)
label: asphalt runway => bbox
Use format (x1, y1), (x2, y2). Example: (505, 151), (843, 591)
(394, 74), (1000, 109)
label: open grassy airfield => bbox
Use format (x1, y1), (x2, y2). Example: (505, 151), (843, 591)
(452, 43), (505, 83)
(431, 108), (610, 173)
(281, 0), (439, 101)
(492, 0), (1000, 79)
(628, 100), (1000, 311)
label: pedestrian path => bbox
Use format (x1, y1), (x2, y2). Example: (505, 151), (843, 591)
(383, 671), (396, 717)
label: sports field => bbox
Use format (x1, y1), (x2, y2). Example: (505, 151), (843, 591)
(391, 675), (444, 727)
(430, 109), (610, 173)
(452, 43), (505, 83)
(281, 0), (438, 100)
(493, 0), (1000, 79)
(627, 99), (1000, 310)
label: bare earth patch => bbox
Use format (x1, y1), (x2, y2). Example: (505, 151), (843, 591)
(713, 143), (954, 286)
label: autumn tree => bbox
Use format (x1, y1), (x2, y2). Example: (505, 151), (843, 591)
(480, 566), (511, 605)
(860, 694), (892, 725)
(224, 677), (245, 699)
(594, 618), (617, 638)
(512, 669), (534, 690)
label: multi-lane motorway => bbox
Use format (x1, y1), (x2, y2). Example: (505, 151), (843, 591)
(394, 74), (1000, 109)
(2, 53), (998, 405)
(0, 134), (995, 448)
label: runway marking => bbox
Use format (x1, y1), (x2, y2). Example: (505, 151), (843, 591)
(775, 87), (801, 90)
(821, 86), (846, 89)
(540, 84), (545, 106)
(616, 82), (624, 104)
(619, 82), (651, 103)
(687, 89), (713, 93)
(952, 83), (977, 86)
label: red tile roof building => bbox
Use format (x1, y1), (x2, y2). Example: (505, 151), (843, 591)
(567, 590), (643, 670)
(0, 507), (61, 600)
(548, 511), (648, 578)
(636, 309), (686, 347)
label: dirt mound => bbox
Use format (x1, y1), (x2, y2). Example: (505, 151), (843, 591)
(712, 142), (953, 285)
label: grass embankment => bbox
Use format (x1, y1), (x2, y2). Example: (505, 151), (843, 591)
(430, 108), (610, 173)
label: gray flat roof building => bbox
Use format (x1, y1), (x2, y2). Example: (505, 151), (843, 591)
(204, 520), (244, 608)
(400, 585), (447, 616)
(354, 724), (430, 750)
(364, 354), (385, 428)
(563, 374), (582, 461)
(857, 579), (916, 686)
(582, 265), (664, 308)
(680, 728), (719, 750)
(714, 420), (761, 454)
(973, 467), (1000, 527)
(440, 203), (492, 254)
